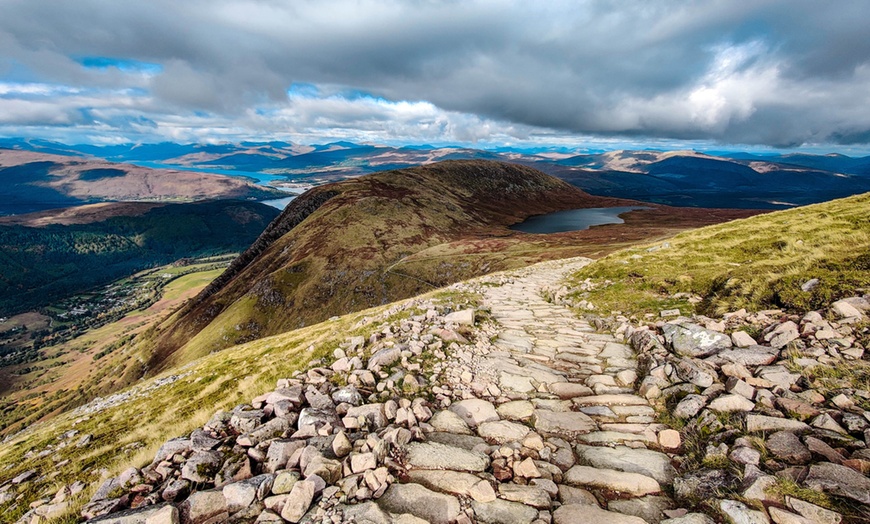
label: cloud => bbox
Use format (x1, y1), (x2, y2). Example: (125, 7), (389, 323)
(0, 0), (869, 149)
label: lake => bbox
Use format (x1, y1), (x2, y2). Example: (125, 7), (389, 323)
(510, 206), (646, 234)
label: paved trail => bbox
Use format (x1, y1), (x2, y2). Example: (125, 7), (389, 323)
(453, 257), (675, 523)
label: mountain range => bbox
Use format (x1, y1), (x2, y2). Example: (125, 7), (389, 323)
(3, 138), (869, 210)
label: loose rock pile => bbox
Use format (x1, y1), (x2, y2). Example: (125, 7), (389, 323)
(11, 257), (870, 524)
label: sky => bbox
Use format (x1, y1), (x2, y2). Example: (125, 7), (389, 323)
(2, 0), (870, 153)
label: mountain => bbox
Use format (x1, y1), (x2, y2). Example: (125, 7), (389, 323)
(138, 161), (627, 367)
(0, 200), (280, 316)
(0, 149), (286, 215)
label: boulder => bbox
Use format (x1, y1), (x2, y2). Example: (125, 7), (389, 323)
(662, 323), (731, 358)
(377, 483), (461, 524)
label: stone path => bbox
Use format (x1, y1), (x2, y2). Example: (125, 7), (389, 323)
(454, 257), (678, 523)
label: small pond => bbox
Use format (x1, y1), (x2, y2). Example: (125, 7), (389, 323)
(510, 206), (647, 234)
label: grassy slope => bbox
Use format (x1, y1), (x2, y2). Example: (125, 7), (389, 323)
(568, 192), (870, 316)
(0, 288), (477, 523)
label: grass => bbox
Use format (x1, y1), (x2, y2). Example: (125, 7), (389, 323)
(566, 192), (870, 317)
(0, 286), (480, 521)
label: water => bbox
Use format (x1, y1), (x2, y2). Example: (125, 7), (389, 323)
(129, 161), (287, 185)
(262, 195), (297, 209)
(510, 206), (647, 234)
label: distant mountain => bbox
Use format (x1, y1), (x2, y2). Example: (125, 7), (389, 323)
(3, 138), (870, 209)
(0, 149), (285, 215)
(0, 200), (280, 316)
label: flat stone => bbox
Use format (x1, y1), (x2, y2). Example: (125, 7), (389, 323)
(731, 331), (757, 347)
(608, 495), (672, 524)
(719, 499), (769, 524)
(404, 441), (490, 472)
(497, 483), (551, 509)
(429, 410), (473, 434)
(554, 504), (648, 524)
(662, 322), (731, 358)
(708, 394), (756, 413)
(549, 382), (594, 399)
(575, 444), (675, 484)
(658, 429), (682, 450)
(786, 496), (842, 524)
(564, 465), (661, 496)
(497, 400), (535, 421)
(88, 504), (178, 524)
(531, 409), (596, 439)
(662, 514), (715, 524)
(769, 507), (813, 524)
(449, 399), (499, 428)
(711, 346), (779, 367)
(766, 321), (800, 349)
(746, 415), (810, 433)
(477, 420), (530, 444)
(472, 498), (539, 524)
(804, 462), (870, 504)
(406, 470), (496, 502)
(378, 483), (461, 524)
(573, 394), (648, 406)
(223, 474), (273, 513)
(444, 308), (475, 325)
(271, 471), (300, 495)
(766, 432), (811, 464)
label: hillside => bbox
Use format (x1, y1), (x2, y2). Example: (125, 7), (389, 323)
(2, 183), (867, 521)
(0, 149), (285, 215)
(139, 161), (626, 367)
(140, 160), (760, 374)
(567, 191), (870, 316)
(0, 200), (280, 316)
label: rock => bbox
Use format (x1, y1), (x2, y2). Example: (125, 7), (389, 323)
(658, 429), (682, 450)
(575, 444), (675, 484)
(766, 321), (800, 349)
(513, 457), (541, 478)
(429, 410), (473, 434)
(181, 450), (223, 483)
(378, 483), (461, 524)
(531, 409), (596, 439)
(674, 395), (707, 419)
(673, 469), (738, 501)
(719, 499), (769, 524)
(223, 474), (274, 513)
(444, 308), (475, 325)
(271, 471), (300, 495)
(775, 398), (820, 421)
(731, 331), (756, 348)
(404, 441), (490, 472)
(662, 322), (731, 358)
(351, 452), (378, 473)
(712, 346), (779, 367)
(449, 399), (499, 428)
(804, 436), (843, 463)
(725, 377), (756, 399)
(472, 498), (539, 524)
(608, 495), (672, 523)
(153, 438), (192, 463)
(407, 470), (496, 502)
(768, 507), (814, 524)
(88, 504), (178, 523)
(557, 485), (599, 506)
(564, 465), (661, 496)
(179, 490), (228, 524)
(368, 347), (402, 370)
(549, 382), (594, 399)
(265, 439), (305, 473)
(346, 403), (388, 429)
(497, 483), (551, 508)
(746, 415), (810, 433)
(786, 496), (842, 524)
(804, 462), (870, 504)
(742, 475), (779, 503)
(280, 480), (315, 523)
(554, 504), (648, 524)
(477, 420), (530, 443)
(496, 401), (535, 421)
(729, 447), (761, 465)
(332, 431), (352, 457)
(708, 394), (755, 413)
(662, 514), (715, 524)
(766, 432), (811, 464)
(831, 300), (864, 320)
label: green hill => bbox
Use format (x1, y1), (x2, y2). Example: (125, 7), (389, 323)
(568, 192), (870, 316)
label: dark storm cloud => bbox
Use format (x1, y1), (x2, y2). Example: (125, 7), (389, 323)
(0, 0), (869, 147)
